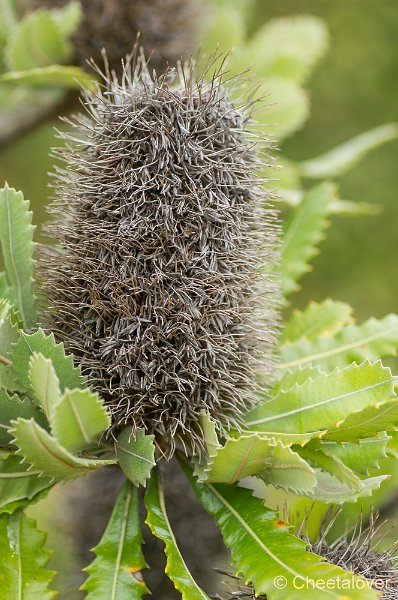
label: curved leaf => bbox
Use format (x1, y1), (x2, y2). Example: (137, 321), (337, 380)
(0, 452), (51, 514)
(0, 510), (55, 599)
(283, 300), (354, 343)
(281, 183), (335, 296)
(245, 362), (393, 436)
(0, 185), (36, 327)
(280, 314), (398, 371)
(116, 428), (156, 487)
(145, 469), (211, 600)
(186, 470), (377, 599)
(318, 437), (389, 475)
(0, 389), (46, 446)
(11, 328), (83, 392)
(52, 388), (111, 453)
(11, 418), (115, 481)
(29, 352), (60, 421)
(298, 123), (398, 178)
(82, 481), (148, 599)
(1, 64), (96, 90)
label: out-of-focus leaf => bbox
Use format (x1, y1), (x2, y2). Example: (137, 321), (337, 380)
(0, 64), (97, 89)
(52, 0), (82, 38)
(257, 77), (310, 139)
(53, 388), (110, 453)
(82, 481), (149, 599)
(281, 182), (335, 296)
(116, 428), (155, 487)
(245, 15), (329, 83)
(245, 362), (393, 436)
(0, 452), (52, 514)
(298, 123), (398, 178)
(279, 188), (379, 215)
(187, 470), (377, 599)
(202, 7), (244, 56)
(0, 389), (46, 446)
(283, 299), (354, 343)
(281, 314), (398, 371)
(0, 510), (56, 599)
(11, 418), (115, 481)
(0, 185), (36, 327)
(0, 0), (17, 59)
(11, 329), (83, 392)
(5, 10), (70, 70)
(145, 469), (211, 599)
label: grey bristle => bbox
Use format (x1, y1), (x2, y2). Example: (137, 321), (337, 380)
(39, 54), (280, 456)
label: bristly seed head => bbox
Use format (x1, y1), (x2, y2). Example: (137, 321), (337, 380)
(40, 54), (280, 456)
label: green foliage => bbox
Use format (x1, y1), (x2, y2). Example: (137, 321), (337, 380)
(82, 481), (149, 599)
(0, 184), (36, 327)
(283, 299), (354, 343)
(145, 469), (211, 599)
(0, 510), (55, 599)
(29, 352), (61, 420)
(0, 451), (51, 514)
(11, 418), (115, 480)
(188, 471), (378, 599)
(246, 361), (393, 437)
(281, 314), (398, 370)
(0, 64), (96, 89)
(5, 10), (71, 71)
(11, 328), (83, 392)
(0, 389), (46, 446)
(281, 182), (335, 295)
(116, 428), (156, 487)
(297, 123), (398, 178)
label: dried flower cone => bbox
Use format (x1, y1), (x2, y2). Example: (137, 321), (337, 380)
(25, 0), (200, 72)
(40, 56), (279, 454)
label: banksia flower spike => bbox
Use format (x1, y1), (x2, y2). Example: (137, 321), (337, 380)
(26, 0), (200, 72)
(40, 53), (279, 455)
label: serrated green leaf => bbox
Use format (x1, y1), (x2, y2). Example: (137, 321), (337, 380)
(245, 362), (393, 436)
(0, 64), (97, 89)
(0, 389), (47, 446)
(0, 452), (52, 514)
(11, 418), (115, 481)
(200, 434), (277, 484)
(0, 184), (36, 327)
(186, 469), (378, 599)
(281, 314), (398, 371)
(145, 469), (211, 600)
(116, 428), (155, 487)
(200, 434), (316, 494)
(318, 437), (389, 475)
(29, 352), (61, 421)
(296, 445), (361, 489)
(0, 510), (55, 599)
(0, 298), (20, 364)
(11, 328), (83, 392)
(298, 123), (398, 178)
(257, 77), (310, 139)
(283, 300), (354, 343)
(305, 468), (387, 504)
(245, 15), (329, 84)
(5, 10), (70, 70)
(322, 399), (398, 443)
(82, 481), (148, 599)
(52, 388), (111, 453)
(281, 183), (335, 296)
(275, 365), (324, 392)
(261, 444), (316, 494)
(52, 0), (82, 39)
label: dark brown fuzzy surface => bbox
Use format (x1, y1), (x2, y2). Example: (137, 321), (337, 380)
(24, 0), (200, 72)
(40, 57), (279, 454)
